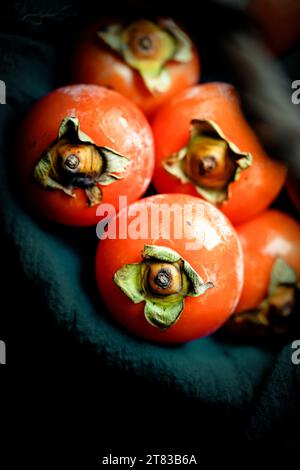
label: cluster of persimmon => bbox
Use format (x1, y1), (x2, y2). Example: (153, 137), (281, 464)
(16, 17), (300, 343)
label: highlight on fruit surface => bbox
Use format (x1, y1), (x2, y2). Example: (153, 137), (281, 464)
(16, 84), (154, 226)
(96, 193), (244, 343)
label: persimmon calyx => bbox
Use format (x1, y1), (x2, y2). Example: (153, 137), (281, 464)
(113, 244), (213, 330)
(33, 116), (130, 206)
(227, 258), (299, 337)
(163, 119), (252, 204)
(97, 18), (192, 94)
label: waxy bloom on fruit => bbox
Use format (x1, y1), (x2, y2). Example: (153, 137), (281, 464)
(152, 83), (287, 224)
(96, 194), (244, 343)
(17, 84), (154, 226)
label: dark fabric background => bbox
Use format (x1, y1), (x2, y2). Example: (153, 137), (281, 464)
(1, 0), (300, 461)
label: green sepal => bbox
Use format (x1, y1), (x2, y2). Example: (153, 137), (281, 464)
(99, 20), (175, 94)
(140, 68), (172, 94)
(97, 19), (193, 94)
(163, 119), (253, 205)
(33, 116), (129, 206)
(97, 147), (130, 186)
(113, 263), (144, 304)
(60, 118), (130, 187)
(85, 185), (102, 206)
(227, 257), (299, 337)
(159, 18), (192, 63)
(268, 257), (298, 295)
(141, 245), (213, 295)
(57, 116), (93, 143)
(144, 296), (184, 330)
(114, 245), (214, 331)
(121, 23), (176, 76)
(97, 24), (124, 52)
(33, 151), (54, 188)
(142, 244), (214, 298)
(142, 244), (181, 263)
(182, 259), (214, 296)
(33, 151), (75, 197)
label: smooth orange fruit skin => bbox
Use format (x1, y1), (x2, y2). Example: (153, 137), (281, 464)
(70, 20), (200, 119)
(151, 83), (287, 225)
(235, 209), (300, 313)
(17, 84), (154, 226)
(96, 194), (244, 344)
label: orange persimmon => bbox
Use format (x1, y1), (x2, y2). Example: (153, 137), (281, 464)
(71, 18), (200, 118)
(151, 83), (287, 224)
